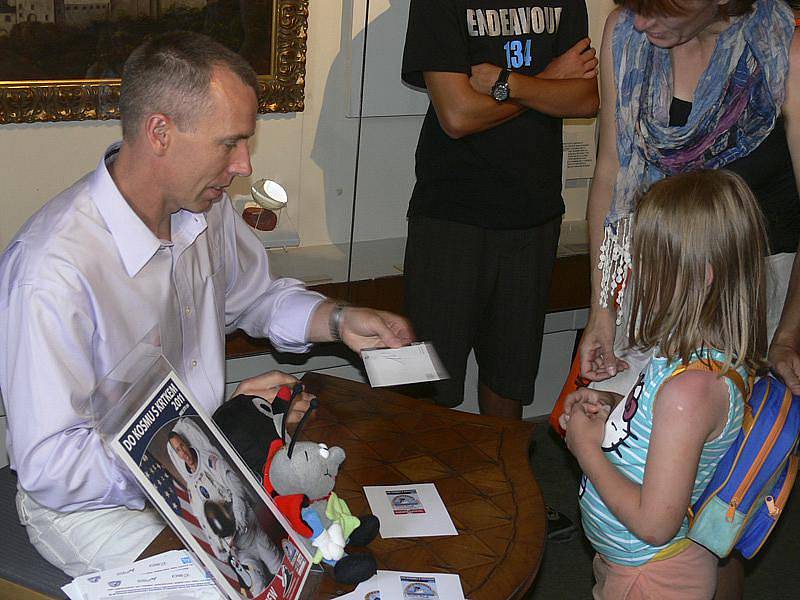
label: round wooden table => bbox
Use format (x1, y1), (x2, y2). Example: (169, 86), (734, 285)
(300, 372), (547, 600)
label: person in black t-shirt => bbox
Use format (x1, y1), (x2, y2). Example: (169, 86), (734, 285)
(401, 0), (599, 418)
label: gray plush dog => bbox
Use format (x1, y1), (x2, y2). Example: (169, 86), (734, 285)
(264, 439), (379, 585)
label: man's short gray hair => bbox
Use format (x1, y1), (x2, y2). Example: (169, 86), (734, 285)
(119, 31), (259, 140)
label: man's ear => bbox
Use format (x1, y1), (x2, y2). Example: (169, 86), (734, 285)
(143, 114), (171, 155)
(705, 262), (714, 288)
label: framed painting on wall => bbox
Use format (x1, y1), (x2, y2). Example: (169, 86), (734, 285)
(0, 0), (307, 123)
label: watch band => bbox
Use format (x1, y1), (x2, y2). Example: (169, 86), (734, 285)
(496, 68), (511, 86)
(328, 303), (347, 342)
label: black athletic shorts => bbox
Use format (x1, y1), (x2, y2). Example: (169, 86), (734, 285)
(403, 215), (561, 407)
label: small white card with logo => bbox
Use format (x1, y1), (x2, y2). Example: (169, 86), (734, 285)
(363, 484), (457, 538)
(332, 571), (465, 600)
(361, 342), (449, 387)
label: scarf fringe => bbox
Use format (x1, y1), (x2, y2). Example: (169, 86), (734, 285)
(598, 217), (632, 325)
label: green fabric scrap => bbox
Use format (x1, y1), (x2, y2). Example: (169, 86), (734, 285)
(311, 492), (361, 564)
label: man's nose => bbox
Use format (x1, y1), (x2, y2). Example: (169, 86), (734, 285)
(229, 142), (253, 178)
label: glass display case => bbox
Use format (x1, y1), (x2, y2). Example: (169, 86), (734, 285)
(223, 0), (611, 418)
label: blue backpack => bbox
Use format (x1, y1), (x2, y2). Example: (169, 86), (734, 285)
(673, 362), (800, 558)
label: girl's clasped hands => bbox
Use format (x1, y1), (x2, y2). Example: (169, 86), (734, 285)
(559, 389), (621, 454)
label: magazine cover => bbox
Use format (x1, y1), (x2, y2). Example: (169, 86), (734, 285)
(108, 370), (312, 600)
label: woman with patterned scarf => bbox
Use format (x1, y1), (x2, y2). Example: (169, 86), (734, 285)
(572, 0), (799, 597)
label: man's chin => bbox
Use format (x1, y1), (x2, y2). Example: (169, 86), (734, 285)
(195, 187), (226, 210)
(207, 186), (226, 200)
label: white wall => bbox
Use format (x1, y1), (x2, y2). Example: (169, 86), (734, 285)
(589, 0), (616, 49)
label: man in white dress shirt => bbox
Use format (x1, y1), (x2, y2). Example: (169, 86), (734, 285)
(0, 31), (412, 577)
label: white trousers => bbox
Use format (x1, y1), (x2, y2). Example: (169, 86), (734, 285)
(593, 252), (796, 395)
(16, 486), (165, 577)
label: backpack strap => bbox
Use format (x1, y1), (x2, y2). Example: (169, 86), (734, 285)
(669, 359), (748, 398)
(669, 358), (755, 529)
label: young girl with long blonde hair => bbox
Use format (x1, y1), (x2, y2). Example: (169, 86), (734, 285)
(562, 169), (768, 599)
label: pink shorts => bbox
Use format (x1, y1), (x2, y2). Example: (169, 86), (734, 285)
(593, 542), (718, 600)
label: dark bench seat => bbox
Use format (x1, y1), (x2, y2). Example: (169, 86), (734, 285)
(0, 467), (69, 598)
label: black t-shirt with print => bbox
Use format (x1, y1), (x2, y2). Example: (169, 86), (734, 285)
(402, 0), (589, 229)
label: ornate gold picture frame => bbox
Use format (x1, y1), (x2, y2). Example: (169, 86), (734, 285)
(0, 0), (308, 124)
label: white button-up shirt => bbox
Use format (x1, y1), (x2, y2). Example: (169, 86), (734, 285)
(0, 143), (324, 511)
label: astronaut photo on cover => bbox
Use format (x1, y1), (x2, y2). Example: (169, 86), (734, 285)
(167, 417), (283, 596)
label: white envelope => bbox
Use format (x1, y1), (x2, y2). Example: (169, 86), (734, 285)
(364, 483), (458, 538)
(361, 342), (449, 387)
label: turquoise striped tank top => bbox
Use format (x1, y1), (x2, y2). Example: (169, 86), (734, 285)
(578, 348), (746, 566)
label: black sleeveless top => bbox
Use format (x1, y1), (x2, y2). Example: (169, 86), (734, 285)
(670, 98), (800, 254)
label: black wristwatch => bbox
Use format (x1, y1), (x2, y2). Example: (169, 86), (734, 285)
(490, 69), (512, 102)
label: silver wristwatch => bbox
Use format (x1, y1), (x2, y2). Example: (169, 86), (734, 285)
(491, 69), (512, 102)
